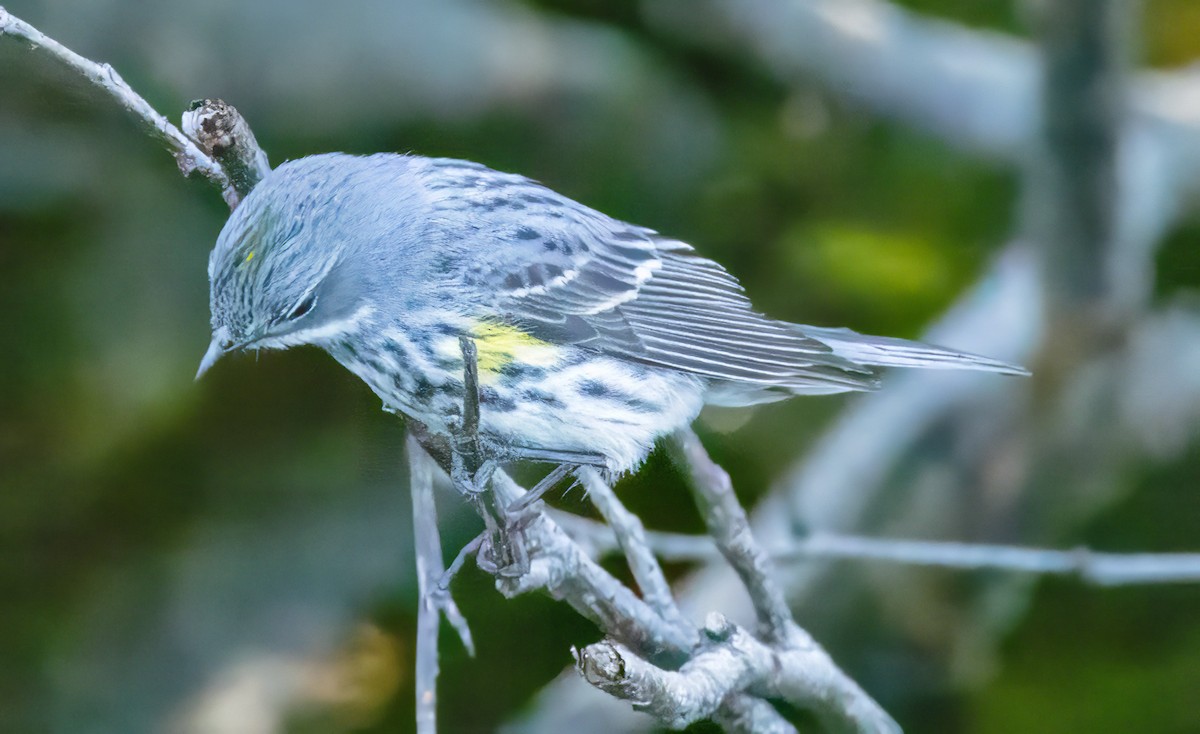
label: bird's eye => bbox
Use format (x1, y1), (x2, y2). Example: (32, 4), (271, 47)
(288, 294), (317, 320)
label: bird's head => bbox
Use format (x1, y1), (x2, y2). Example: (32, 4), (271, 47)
(197, 154), (398, 379)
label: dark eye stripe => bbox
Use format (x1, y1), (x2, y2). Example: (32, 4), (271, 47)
(289, 294), (317, 320)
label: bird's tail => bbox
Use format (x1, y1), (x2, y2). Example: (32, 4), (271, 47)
(801, 326), (1029, 376)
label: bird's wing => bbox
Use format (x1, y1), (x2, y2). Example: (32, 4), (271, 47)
(429, 162), (874, 391)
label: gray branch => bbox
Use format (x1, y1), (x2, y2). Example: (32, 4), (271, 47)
(669, 429), (793, 645)
(646, 0), (1200, 190)
(579, 613), (898, 734)
(576, 467), (692, 637)
(576, 468), (797, 733)
(408, 434), (474, 734)
(646, 0), (1036, 158)
(0, 7), (237, 205)
(474, 470), (799, 733)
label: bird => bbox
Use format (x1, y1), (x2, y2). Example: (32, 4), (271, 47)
(199, 152), (1026, 475)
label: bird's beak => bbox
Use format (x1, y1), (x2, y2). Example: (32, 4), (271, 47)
(195, 328), (231, 381)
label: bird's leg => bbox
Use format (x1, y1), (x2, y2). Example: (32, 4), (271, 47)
(499, 444), (606, 517)
(507, 462), (574, 515)
(452, 337), (532, 577)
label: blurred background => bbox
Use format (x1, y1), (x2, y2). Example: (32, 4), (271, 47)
(2, 0), (1199, 731)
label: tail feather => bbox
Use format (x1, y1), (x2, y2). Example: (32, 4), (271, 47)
(801, 326), (1030, 376)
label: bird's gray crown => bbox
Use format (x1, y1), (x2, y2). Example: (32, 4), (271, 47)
(207, 153), (424, 348)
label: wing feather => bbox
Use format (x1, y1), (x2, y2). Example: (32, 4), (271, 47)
(427, 160), (876, 391)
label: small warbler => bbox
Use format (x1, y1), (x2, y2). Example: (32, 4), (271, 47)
(199, 153), (1025, 473)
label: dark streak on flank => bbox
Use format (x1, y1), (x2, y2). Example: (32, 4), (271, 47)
(497, 361), (548, 381)
(480, 387), (518, 412)
(576, 378), (659, 414)
(520, 388), (566, 409)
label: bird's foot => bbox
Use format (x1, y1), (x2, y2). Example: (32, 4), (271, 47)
(474, 462), (577, 577)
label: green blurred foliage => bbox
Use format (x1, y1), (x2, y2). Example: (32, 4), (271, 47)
(1, 1), (1198, 732)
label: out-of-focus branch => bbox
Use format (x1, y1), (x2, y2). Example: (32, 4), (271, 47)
(645, 0), (1200, 317)
(645, 0), (1038, 158)
(0, 7), (238, 205)
(1028, 0), (1127, 351)
(646, 0), (1200, 193)
(554, 511), (1200, 586)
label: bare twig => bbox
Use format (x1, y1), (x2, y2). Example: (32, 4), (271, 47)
(669, 428), (793, 645)
(711, 697), (800, 734)
(408, 434), (474, 734)
(659, 429), (899, 732)
(775, 535), (1200, 586)
(492, 473), (799, 734)
(0, 7), (237, 205)
(576, 468), (692, 637)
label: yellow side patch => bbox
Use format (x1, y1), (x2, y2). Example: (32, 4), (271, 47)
(470, 321), (560, 378)
(245, 251), (255, 263)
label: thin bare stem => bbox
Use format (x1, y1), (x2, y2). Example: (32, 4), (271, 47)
(408, 434), (474, 734)
(491, 471), (796, 732)
(576, 468), (692, 637)
(668, 428), (793, 645)
(554, 511), (1200, 586)
(0, 7), (236, 204)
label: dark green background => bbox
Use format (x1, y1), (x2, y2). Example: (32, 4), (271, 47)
(1, 0), (1198, 731)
